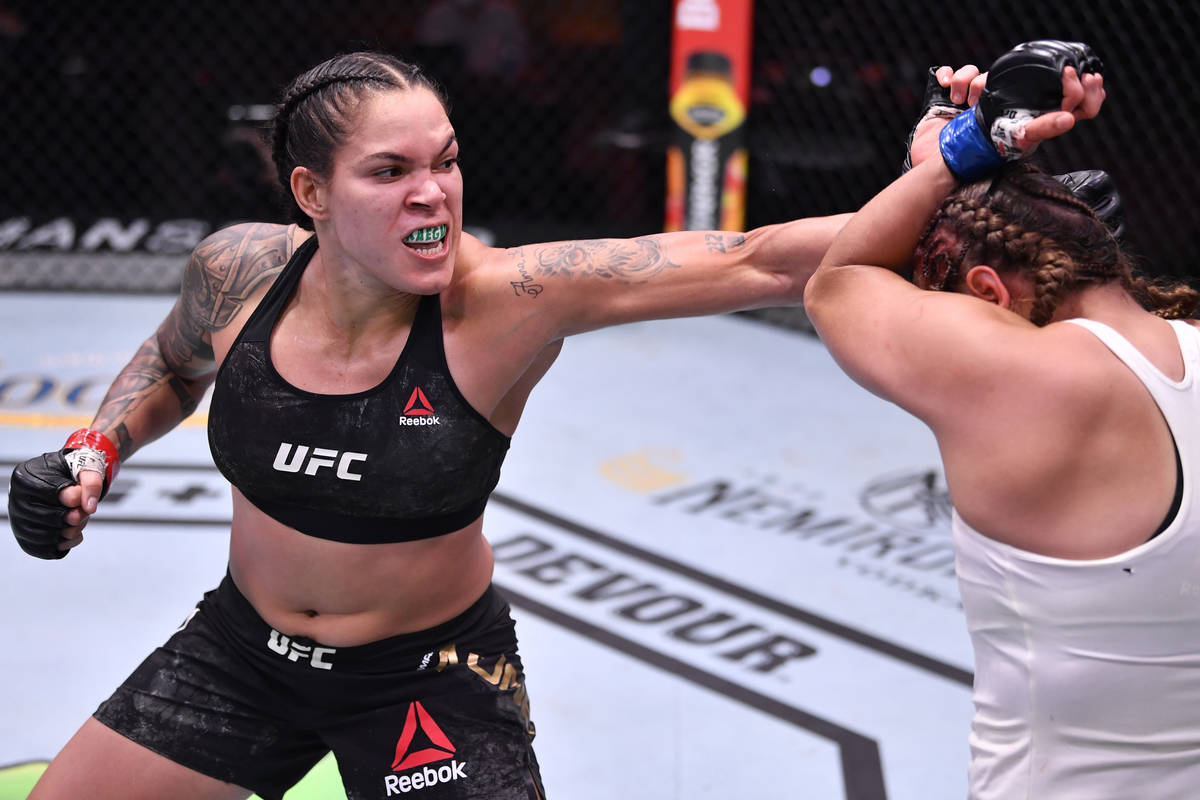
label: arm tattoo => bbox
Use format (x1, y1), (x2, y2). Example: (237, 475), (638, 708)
(92, 224), (292, 446)
(111, 423), (134, 462)
(160, 223), (292, 372)
(91, 363), (197, 461)
(533, 238), (680, 283)
(90, 339), (201, 456)
(508, 246), (544, 298)
(704, 233), (746, 254)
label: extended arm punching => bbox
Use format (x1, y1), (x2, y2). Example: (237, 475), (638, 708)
(492, 213), (852, 339)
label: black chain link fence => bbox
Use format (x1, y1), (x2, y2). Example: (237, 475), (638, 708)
(2, 1), (1197, 321)
(748, 0), (1200, 288)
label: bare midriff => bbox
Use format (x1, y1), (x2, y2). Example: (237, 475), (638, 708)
(226, 488), (495, 647)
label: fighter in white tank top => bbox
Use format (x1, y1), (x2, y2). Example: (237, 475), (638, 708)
(954, 318), (1200, 800)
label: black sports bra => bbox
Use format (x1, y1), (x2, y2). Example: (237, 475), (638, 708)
(207, 236), (511, 543)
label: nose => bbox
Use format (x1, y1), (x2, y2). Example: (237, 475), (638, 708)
(407, 174), (446, 208)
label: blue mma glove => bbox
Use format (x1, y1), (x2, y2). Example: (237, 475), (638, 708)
(940, 40), (1104, 181)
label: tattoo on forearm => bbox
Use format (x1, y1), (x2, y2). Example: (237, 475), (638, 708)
(508, 247), (544, 298)
(705, 233), (746, 254)
(112, 424), (134, 462)
(533, 238), (680, 282)
(91, 339), (200, 441)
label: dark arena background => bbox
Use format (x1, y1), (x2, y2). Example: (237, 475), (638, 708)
(2, 3), (1200, 800)
(1, 0), (1197, 309)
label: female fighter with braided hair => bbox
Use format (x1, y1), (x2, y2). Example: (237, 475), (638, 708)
(806, 42), (1200, 798)
(9, 50), (856, 800)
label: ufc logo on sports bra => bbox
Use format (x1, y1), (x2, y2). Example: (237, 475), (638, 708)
(272, 442), (367, 481)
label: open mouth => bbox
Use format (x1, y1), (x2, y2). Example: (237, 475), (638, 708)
(402, 224), (448, 259)
(403, 224), (448, 248)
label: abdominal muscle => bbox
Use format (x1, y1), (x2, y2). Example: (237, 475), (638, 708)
(226, 488), (496, 647)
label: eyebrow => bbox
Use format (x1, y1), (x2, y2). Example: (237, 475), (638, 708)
(363, 135), (458, 164)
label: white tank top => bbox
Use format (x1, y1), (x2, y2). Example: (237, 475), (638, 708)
(953, 318), (1200, 800)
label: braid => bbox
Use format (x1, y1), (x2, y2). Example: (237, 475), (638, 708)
(271, 69), (385, 195)
(959, 196), (1076, 324)
(1028, 248), (1076, 326)
(1126, 274), (1200, 319)
(918, 162), (1198, 323)
(1010, 166), (1199, 319)
(1013, 167), (1101, 224)
(914, 197), (974, 289)
(269, 52), (447, 228)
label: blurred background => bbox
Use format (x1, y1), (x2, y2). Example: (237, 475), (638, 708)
(1, 0), (1197, 313)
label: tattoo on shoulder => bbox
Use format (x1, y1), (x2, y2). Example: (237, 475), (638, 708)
(704, 233), (746, 254)
(92, 224), (294, 445)
(159, 223), (292, 369)
(530, 238), (680, 284)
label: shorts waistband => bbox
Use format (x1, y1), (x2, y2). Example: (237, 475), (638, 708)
(205, 570), (508, 666)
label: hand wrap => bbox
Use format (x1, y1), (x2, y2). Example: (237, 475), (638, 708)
(62, 427), (120, 493)
(939, 40), (1103, 181)
(1053, 169), (1126, 241)
(7, 429), (120, 560)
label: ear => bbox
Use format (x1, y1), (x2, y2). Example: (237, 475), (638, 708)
(961, 265), (1015, 309)
(290, 166), (328, 221)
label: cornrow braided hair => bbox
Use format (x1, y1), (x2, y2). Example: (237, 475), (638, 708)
(269, 51), (448, 228)
(914, 162), (1198, 324)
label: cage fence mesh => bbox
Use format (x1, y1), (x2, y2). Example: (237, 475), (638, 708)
(1, 0), (1196, 334)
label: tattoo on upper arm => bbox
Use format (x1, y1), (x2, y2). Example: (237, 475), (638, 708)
(92, 224), (292, 439)
(508, 247), (544, 298)
(705, 233), (746, 254)
(531, 238), (680, 283)
(160, 224), (291, 373)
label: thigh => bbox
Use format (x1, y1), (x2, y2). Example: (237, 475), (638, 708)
(92, 599), (328, 800)
(28, 717), (251, 800)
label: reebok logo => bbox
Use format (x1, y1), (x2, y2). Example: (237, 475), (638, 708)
(404, 387), (435, 415)
(392, 701), (455, 769)
(272, 443), (367, 481)
(384, 701), (468, 795)
(384, 761), (468, 795)
(401, 387), (441, 426)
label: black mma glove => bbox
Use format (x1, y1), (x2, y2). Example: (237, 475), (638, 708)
(1054, 169), (1126, 241)
(9, 451), (77, 559)
(9, 428), (119, 560)
(940, 40), (1104, 181)
(901, 67), (970, 174)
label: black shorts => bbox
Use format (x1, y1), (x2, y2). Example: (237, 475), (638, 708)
(94, 573), (543, 800)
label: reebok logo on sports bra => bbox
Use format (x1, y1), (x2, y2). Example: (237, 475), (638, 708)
(404, 387), (436, 416)
(399, 386), (441, 425)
